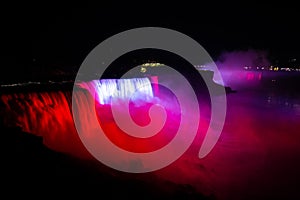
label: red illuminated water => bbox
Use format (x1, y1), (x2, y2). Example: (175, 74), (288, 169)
(1, 90), (93, 159)
(96, 90), (181, 153)
(0, 80), (193, 158)
(1, 72), (300, 199)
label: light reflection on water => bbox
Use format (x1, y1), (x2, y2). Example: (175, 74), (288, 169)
(1, 71), (299, 199)
(225, 71), (300, 116)
(169, 71), (300, 200)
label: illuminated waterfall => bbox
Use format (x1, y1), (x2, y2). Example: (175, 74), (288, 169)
(76, 78), (154, 104)
(0, 77), (161, 157)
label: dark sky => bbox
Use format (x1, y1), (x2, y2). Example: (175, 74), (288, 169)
(2, 2), (299, 79)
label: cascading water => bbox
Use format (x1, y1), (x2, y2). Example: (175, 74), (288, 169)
(1, 89), (91, 158)
(2, 70), (300, 199)
(0, 77), (182, 158)
(77, 78), (154, 104)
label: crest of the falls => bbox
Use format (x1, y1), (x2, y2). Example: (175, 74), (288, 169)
(76, 78), (154, 104)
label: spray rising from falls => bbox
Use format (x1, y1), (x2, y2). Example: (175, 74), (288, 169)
(202, 49), (271, 89)
(0, 77), (183, 157)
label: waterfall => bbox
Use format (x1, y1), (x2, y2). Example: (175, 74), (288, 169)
(76, 78), (154, 104)
(0, 78), (164, 158)
(0, 89), (94, 159)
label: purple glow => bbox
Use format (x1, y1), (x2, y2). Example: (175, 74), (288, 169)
(1, 68), (300, 198)
(203, 49), (270, 89)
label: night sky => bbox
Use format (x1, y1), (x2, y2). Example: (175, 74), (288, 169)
(2, 2), (299, 82)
